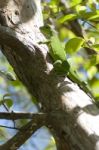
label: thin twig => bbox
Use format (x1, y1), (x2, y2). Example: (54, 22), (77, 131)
(0, 125), (20, 130)
(2, 103), (9, 112)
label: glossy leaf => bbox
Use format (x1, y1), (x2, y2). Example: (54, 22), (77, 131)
(5, 99), (13, 108)
(0, 98), (13, 108)
(58, 14), (77, 24)
(3, 93), (11, 100)
(92, 44), (99, 51)
(2, 93), (13, 108)
(79, 11), (95, 19)
(49, 0), (59, 6)
(70, 0), (82, 7)
(88, 10), (99, 21)
(90, 55), (99, 65)
(65, 37), (84, 54)
(87, 66), (97, 79)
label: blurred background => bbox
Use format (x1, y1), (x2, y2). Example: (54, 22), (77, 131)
(0, 0), (99, 149)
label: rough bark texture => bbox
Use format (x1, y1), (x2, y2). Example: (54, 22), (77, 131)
(0, 0), (99, 150)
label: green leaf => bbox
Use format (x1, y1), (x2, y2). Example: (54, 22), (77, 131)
(0, 71), (16, 81)
(49, 0), (59, 13)
(5, 99), (13, 108)
(70, 0), (82, 7)
(76, 5), (86, 13)
(65, 37), (84, 54)
(90, 55), (99, 65)
(0, 100), (4, 106)
(58, 14), (77, 24)
(2, 93), (13, 108)
(49, 0), (59, 6)
(0, 98), (13, 108)
(92, 44), (99, 51)
(80, 11), (95, 19)
(3, 93), (11, 100)
(87, 66), (97, 79)
(79, 11), (99, 21)
(6, 72), (16, 81)
(88, 14), (99, 22)
(87, 10), (99, 22)
(91, 80), (99, 97)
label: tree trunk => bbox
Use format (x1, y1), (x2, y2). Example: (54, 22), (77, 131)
(0, 0), (99, 150)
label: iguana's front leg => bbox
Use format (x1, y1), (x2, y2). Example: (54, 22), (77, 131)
(53, 60), (70, 75)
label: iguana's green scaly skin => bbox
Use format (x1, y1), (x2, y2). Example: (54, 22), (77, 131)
(67, 69), (94, 99)
(50, 34), (94, 100)
(50, 34), (70, 75)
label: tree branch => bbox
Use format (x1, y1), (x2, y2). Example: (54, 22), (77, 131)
(0, 112), (46, 120)
(0, 113), (47, 150)
(0, 24), (32, 52)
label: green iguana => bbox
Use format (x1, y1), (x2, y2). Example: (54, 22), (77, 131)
(50, 34), (94, 100)
(50, 34), (70, 75)
(40, 26), (94, 100)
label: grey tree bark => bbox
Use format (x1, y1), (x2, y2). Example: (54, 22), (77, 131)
(0, 0), (99, 150)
